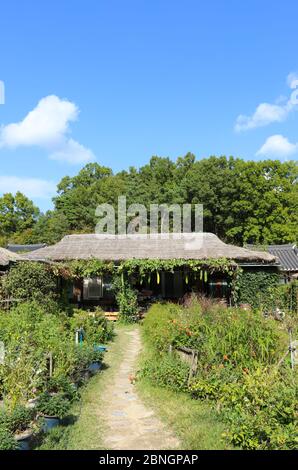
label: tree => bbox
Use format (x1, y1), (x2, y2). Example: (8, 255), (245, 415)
(0, 192), (40, 246)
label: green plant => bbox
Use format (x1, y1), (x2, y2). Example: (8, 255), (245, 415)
(0, 405), (34, 434)
(70, 308), (114, 345)
(2, 261), (57, 304)
(141, 300), (297, 450)
(236, 270), (280, 309)
(140, 354), (189, 392)
(0, 426), (18, 450)
(113, 276), (138, 322)
(36, 392), (71, 419)
(45, 376), (79, 403)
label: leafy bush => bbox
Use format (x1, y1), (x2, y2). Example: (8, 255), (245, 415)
(143, 301), (283, 367)
(70, 308), (114, 345)
(141, 354), (189, 392)
(0, 405), (33, 434)
(0, 301), (76, 403)
(141, 300), (297, 450)
(2, 261), (57, 304)
(36, 392), (71, 419)
(0, 426), (17, 450)
(0, 299), (113, 404)
(113, 276), (138, 322)
(236, 270), (280, 309)
(44, 376), (79, 403)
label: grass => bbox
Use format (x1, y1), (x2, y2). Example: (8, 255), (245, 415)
(136, 322), (234, 450)
(38, 321), (232, 450)
(136, 378), (232, 450)
(37, 324), (135, 450)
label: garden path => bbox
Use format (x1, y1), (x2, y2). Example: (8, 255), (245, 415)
(101, 327), (180, 450)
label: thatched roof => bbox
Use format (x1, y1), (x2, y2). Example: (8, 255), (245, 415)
(25, 233), (276, 264)
(0, 247), (22, 267)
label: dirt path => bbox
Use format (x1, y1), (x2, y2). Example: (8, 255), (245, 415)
(102, 327), (180, 450)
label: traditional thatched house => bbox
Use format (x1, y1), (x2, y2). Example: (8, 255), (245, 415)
(25, 233), (277, 307)
(0, 247), (22, 273)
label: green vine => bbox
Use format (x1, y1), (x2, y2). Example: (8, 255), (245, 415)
(51, 257), (239, 281)
(50, 257), (241, 305)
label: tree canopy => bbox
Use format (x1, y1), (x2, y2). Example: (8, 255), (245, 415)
(0, 155), (297, 247)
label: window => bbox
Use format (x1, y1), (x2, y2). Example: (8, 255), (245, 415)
(83, 277), (103, 299)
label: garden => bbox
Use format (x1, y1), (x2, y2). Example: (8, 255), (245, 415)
(0, 263), (114, 450)
(140, 298), (298, 450)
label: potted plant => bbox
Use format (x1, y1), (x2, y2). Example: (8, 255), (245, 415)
(0, 405), (34, 450)
(36, 392), (71, 432)
(0, 425), (17, 450)
(9, 405), (34, 450)
(88, 350), (103, 375)
(73, 345), (95, 382)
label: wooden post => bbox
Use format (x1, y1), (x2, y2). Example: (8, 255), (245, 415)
(49, 352), (53, 378)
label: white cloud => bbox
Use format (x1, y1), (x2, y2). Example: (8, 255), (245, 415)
(49, 138), (95, 164)
(0, 176), (56, 199)
(287, 72), (298, 89)
(0, 95), (95, 164)
(235, 72), (298, 132)
(256, 134), (298, 158)
(235, 102), (292, 132)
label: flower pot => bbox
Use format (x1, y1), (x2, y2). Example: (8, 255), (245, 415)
(42, 416), (60, 432)
(15, 429), (33, 450)
(94, 345), (107, 353)
(88, 361), (102, 375)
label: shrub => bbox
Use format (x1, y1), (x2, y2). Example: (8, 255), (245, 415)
(236, 270), (280, 309)
(2, 261), (57, 304)
(141, 301), (297, 450)
(69, 308), (114, 345)
(113, 276), (138, 322)
(36, 392), (71, 419)
(141, 353), (189, 392)
(0, 301), (77, 403)
(44, 376), (79, 403)
(0, 426), (17, 450)
(0, 405), (33, 434)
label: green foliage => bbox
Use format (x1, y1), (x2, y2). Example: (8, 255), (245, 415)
(0, 192), (40, 246)
(2, 157), (297, 247)
(143, 302), (282, 366)
(69, 308), (114, 345)
(113, 276), (138, 322)
(0, 426), (18, 450)
(236, 270), (281, 309)
(0, 405), (33, 433)
(2, 261), (57, 303)
(44, 376), (79, 403)
(36, 392), (71, 419)
(220, 369), (298, 450)
(141, 353), (189, 391)
(141, 301), (297, 450)
(0, 301), (113, 404)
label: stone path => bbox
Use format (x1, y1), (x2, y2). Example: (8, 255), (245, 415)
(102, 328), (180, 450)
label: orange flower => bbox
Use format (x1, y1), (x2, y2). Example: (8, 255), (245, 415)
(223, 354), (229, 361)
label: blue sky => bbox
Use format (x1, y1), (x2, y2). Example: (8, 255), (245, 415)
(0, 0), (297, 211)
